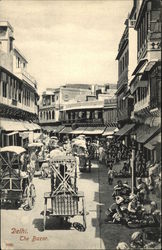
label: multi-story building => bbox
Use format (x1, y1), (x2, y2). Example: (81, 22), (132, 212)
(116, 0), (137, 127)
(129, 0), (161, 162)
(115, 1), (138, 146)
(59, 93), (117, 137)
(39, 84), (92, 132)
(39, 83), (117, 137)
(0, 21), (40, 147)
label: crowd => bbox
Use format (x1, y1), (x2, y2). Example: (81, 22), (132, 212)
(17, 132), (161, 248)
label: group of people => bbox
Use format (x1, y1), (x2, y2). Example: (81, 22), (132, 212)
(104, 178), (161, 249)
(116, 231), (161, 249)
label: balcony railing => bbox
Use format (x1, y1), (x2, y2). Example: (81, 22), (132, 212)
(62, 118), (104, 124)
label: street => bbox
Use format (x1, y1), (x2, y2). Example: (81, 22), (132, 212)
(1, 160), (137, 250)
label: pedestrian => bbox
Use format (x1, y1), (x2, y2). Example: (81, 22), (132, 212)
(107, 166), (115, 185)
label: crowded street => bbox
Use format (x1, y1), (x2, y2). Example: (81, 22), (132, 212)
(0, 0), (161, 249)
(0, 160), (141, 250)
(1, 160), (119, 250)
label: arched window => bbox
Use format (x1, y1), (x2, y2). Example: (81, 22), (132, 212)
(52, 110), (55, 119)
(46, 111), (48, 120)
(49, 111), (51, 120)
(43, 111), (46, 120)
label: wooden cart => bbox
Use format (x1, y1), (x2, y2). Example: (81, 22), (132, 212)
(0, 146), (36, 210)
(43, 154), (86, 230)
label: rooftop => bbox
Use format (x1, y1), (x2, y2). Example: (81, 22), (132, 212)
(0, 21), (14, 32)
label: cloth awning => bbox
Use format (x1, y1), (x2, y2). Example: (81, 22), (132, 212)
(41, 126), (53, 132)
(102, 127), (117, 136)
(115, 124), (135, 136)
(59, 126), (73, 134)
(24, 121), (41, 131)
(83, 126), (106, 135)
(33, 123), (41, 130)
(134, 125), (160, 144)
(0, 118), (28, 131)
(144, 133), (161, 150)
(70, 127), (86, 135)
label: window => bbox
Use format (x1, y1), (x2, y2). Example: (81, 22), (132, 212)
(52, 110), (55, 119)
(16, 57), (20, 68)
(2, 82), (7, 97)
(49, 111), (51, 120)
(8, 76), (11, 99)
(46, 112), (48, 120)
(52, 95), (55, 102)
(9, 37), (13, 52)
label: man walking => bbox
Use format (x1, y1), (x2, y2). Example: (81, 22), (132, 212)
(107, 166), (115, 185)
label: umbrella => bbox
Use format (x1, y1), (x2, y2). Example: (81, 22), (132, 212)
(72, 140), (87, 149)
(50, 148), (66, 158)
(28, 142), (43, 148)
(0, 146), (26, 155)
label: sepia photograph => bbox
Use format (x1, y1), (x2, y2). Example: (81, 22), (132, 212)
(0, 0), (161, 249)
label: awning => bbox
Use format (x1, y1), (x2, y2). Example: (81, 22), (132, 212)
(33, 123), (41, 130)
(144, 61), (157, 72)
(41, 125), (64, 133)
(19, 132), (29, 139)
(102, 127), (117, 136)
(70, 127), (86, 135)
(144, 133), (161, 150)
(132, 59), (148, 75)
(0, 118), (28, 131)
(83, 126), (106, 135)
(115, 124), (135, 136)
(130, 76), (148, 94)
(24, 121), (41, 131)
(41, 126), (53, 132)
(6, 131), (19, 136)
(134, 125), (160, 144)
(59, 126), (73, 134)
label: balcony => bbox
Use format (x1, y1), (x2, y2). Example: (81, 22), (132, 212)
(137, 38), (161, 62)
(62, 118), (104, 125)
(134, 95), (150, 113)
(14, 68), (37, 90)
(0, 96), (38, 115)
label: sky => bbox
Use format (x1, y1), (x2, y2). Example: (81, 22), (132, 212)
(0, 0), (133, 94)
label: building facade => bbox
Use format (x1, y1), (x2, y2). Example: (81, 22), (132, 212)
(39, 84), (92, 126)
(130, 0), (161, 162)
(39, 83), (117, 136)
(116, 0), (161, 163)
(0, 21), (40, 147)
(116, 1), (137, 128)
